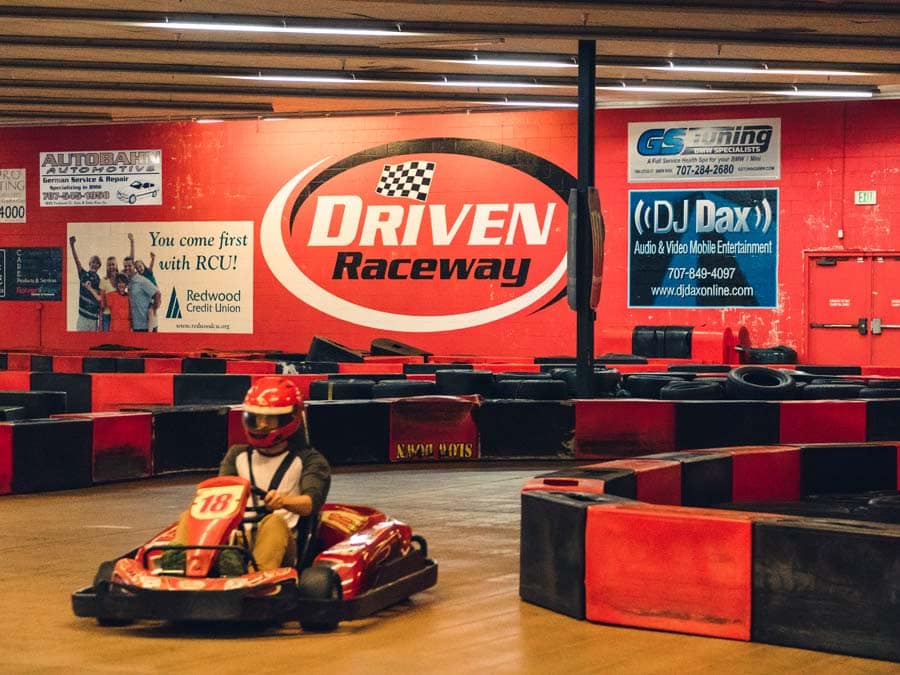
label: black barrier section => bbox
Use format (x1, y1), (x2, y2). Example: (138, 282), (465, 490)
(122, 405), (229, 473)
(752, 518), (900, 662)
(0, 390), (67, 418)
(30, 373), (92, 413)
(181, 357), (227, 374)
(0, 354), (7, 370)
(520, 491), (630, 619)
(477, 400), (575, 458)
(305, 400), (390, 465)
(643, 451), (733, 507)
(8, 419), (92, 493)
(115, 357), (145, 373)
(865, 399), (900, 441)
(799, 444), (898, 496)
(0, 406), (25, 420)
(29, 355), (52, 372)
(173, 374), (252, 405)
(307, 336), (365, 363)
(674, 400), (780, 450)
(81, 357), (118, 373)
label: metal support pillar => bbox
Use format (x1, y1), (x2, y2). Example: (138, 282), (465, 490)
(575, 40), (597, 397)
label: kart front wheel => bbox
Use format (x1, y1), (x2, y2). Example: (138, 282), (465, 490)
(298, 566), (342, 632)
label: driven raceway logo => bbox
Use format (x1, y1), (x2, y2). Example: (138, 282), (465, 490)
(260, 139), (575, 332)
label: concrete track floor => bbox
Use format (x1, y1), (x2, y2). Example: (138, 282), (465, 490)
(1, 464), (896, 674)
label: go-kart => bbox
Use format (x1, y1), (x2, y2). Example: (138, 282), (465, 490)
(71, 475), (437, 631)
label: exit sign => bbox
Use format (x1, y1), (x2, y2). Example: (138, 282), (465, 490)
(854, 190), (877, 205)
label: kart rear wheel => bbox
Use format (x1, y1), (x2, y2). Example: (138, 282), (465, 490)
(298, 566), (342, 632)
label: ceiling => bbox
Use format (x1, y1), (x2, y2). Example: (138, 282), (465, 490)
(0, 0), (896, 126)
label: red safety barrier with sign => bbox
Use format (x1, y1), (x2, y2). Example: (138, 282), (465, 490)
(389, 395), (480, 462)
(574, 399), (676, 458)
(585, 502), (773, 640)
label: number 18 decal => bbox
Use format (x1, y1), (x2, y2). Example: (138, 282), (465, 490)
(190, 485), (244, 520)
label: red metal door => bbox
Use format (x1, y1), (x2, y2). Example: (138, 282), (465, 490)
(807, 255), (871, 365)
(871, 256), (900, 365)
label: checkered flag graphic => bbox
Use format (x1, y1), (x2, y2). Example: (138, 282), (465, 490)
(375, 160), (436, 202)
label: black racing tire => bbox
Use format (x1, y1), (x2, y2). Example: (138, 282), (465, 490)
(371, 380), (437, 398)
(800, 383), (864, 400)
(548, 368), (621, 397)
(298, 565), (343, 632)
(866, 379), (900, 389)
(308, 379), (375, 400)
(435, 369), (495, 396)
(494, 371), (553, 380)
(859, 387), (900, 399)
(667, 364), (732, 374)
(743, 346), (798, 364)
(659, 379), (723, 400)
(596, 353), (648, 365)
(411, 534), (428, 558)
(725, 366), (796, 400)
(492, 378), (568, 400)
(624, 373), (687, 399)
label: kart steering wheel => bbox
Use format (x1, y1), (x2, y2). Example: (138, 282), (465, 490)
(243, 485), (272, 524)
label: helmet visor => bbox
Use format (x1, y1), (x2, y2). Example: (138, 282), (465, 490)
(242, 411), (294, 435)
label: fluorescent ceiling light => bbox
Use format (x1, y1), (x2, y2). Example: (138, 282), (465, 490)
(415, 79), (556, 89)
(769, 88), (874, 98)
(647, 62), (870, 77)
(438, 57), (576, 69)
(598, 84), (726, 94)
(133, 20), (422, 37)
(227, 74), (373, 84)
(482, 100), (578, 108)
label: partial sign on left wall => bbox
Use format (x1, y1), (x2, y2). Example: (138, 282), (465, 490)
(66, 222), (253, 333)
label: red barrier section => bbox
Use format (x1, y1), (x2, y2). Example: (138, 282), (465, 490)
(53, 411), (152, 482)
(0, 372), (31, 390)
(861, 366), (900, 377)
(692, 327), (736, 364)
(227, 405), (247, 448)
(521, 476), (610, 494)
(363, 355), (425, 364)
(90, 374), (174, 412)
(779, 400), (867, 444)
(225, 359), (276, 374)
(337, 362), (404, 374)
(482, 363), (541, 373)
(143, 358), (183, 373)
(0, 425), (11, 494)
(388, 395), (480, 462)
(52, 355), (83, 373)
(6, 353), (32, 371)
(582, 458), (681, 505)
(691, 446), (801, 503)
(575, 400), (676, 458)
(585, 503), (766, 640)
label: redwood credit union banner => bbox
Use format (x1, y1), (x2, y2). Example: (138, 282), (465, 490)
(628, 189), (778, 308)
(261, 138), (574, 332)
(66, 221), (253, 333)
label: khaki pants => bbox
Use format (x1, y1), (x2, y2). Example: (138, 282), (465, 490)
(171, 511), (296, 572)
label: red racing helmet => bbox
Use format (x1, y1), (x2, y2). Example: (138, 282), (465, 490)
(242, 376), (303, 448)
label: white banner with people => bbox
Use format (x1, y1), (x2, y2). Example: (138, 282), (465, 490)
(66, 221), (253, 334)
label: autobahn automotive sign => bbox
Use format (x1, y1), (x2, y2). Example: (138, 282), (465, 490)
(261, 139), (574, 332)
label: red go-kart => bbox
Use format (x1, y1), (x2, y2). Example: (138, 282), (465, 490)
(72, 476), (437, 631)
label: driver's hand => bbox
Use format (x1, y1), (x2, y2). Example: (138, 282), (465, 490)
(264, 490), (286, 511)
